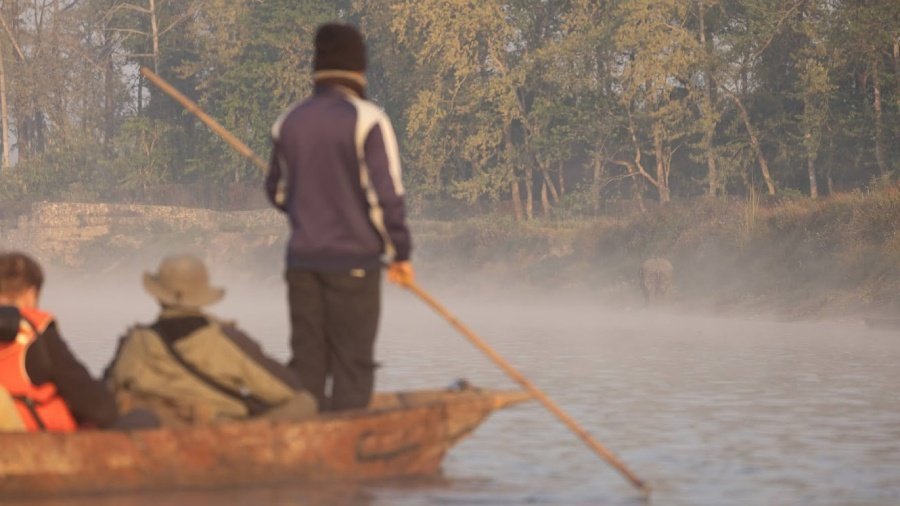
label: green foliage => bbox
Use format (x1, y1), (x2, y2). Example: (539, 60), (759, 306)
(0, 0), (896, 215)
(3, 134), (110, 202)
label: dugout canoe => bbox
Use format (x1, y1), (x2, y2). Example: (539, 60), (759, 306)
(0, 387), (531, 498)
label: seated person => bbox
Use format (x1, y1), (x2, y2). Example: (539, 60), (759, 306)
(0, 252), (121, 431)
(106, 254), (317, 426)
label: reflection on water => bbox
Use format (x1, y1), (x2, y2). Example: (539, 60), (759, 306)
(15, 272), (900, 506)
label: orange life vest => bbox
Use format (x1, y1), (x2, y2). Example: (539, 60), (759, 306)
(0, 307), (78, 432)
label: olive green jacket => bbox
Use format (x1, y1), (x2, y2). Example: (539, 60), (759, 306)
(107, 308), (300, 423)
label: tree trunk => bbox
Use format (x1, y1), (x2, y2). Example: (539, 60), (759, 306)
(807, 155), (818, 199)
(626, 110), (662, 201)
(871, 57), (887, 175)
(2, 4), (35, 162)
(703, 113), (718, 196)
(540, 180), (551, 215)
(652, 122), (671, 203)
(557, 161), (565, 196)
(739, 154), (752, 193)
(0, 11), (25, 62)
(0, 42), (9, 170)
(894, 33), (899, 79)
(740, 66), (748, 96)
(138, 74), (144, 116)
(633, 176), (646, 213)
(826, 131), (835, 195)
(525, 167), (534, 220)
(540, 168), (560, 204)
(731, 93), (775, 195)
(802, 77), (821, 199)
(103, 33), (115, 146)
(149, 0), (160, 73)
(511, 179), (523, 221)
(1, 5), (24, 163)
(699, 0), (719, 196)
(893, 33), (899, 116)
(505, 123), (523, 221)
(591, 155), (603, 216)
(50, 0), (65, 142)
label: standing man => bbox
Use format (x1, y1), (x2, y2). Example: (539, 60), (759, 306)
(266, 23), (413, 412)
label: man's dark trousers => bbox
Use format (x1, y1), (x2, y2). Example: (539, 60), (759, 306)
(286, 268), (380, 411)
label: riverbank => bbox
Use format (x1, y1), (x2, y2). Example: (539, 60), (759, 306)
(2, 184), (898, 321)
(415, 185), (900, 319)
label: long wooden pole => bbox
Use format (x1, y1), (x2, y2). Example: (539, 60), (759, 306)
(139, 67), (267, 172)
(405, 281), (649, 493)
(140, 67), (650, 494)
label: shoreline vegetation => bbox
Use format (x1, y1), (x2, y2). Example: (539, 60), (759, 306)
(2, 182), (897, 322)
(0, 1), (897, 322)
(419, 183), (900, 320)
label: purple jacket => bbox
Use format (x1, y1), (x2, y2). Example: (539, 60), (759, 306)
(266, 85), (411, 270)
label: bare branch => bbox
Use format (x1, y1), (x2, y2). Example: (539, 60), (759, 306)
(60, 45), (105, 72)
(597, 170), (639, 192)
(62, 0), (85, 12)
(108, 2), (152, 15)
(160, 5), (198, 36)
(0, 12), (26, 62)
(751, 0), (804, 62)
(608, 159), (635, 170)
(106, 28), (150, 37)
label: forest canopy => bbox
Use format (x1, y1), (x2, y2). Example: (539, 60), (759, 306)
(0, 0), (897, 218)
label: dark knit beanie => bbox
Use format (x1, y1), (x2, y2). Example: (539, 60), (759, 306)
(313, 23), (367, 72)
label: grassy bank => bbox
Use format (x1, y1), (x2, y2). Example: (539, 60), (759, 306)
(414, 185), (900, 319)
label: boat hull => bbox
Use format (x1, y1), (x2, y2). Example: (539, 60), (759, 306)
(0, 388), (529, 498)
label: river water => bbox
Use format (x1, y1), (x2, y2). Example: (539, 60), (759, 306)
(16, 272), (900, 506)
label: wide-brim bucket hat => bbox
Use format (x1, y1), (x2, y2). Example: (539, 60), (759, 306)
(142, 255), (224, 308)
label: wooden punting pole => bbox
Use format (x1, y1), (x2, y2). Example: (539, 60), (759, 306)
(140, 66), (650, 495)
(140, 67), (268, 172)
(404, 281), (650, 494)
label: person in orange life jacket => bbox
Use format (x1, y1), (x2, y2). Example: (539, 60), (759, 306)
(0, 252), (156, 431)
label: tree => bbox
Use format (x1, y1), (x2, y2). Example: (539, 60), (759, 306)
(392, 0), (525, 215)
(837, 0), (899, 177)
(614, 0), (702, 203)
(793, 0), (836, 198)
(184, 0), (338, 184)
(695, 0), (724, 196)
(0, 0), (895, 209)
(713, 0), (806, 196)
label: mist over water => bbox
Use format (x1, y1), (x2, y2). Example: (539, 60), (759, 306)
(17, 264), (900, 506)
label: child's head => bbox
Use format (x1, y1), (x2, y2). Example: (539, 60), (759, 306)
(0, 252), (44, 308)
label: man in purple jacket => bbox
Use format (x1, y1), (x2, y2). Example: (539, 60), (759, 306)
(266, 23), (413, 412)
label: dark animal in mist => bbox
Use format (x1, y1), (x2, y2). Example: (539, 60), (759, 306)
(639, 258), (673, 304)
